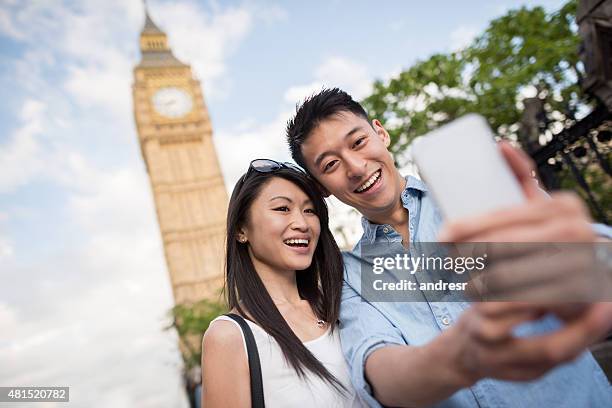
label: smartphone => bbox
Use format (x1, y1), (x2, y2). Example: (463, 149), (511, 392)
(411, 114), (525, 221)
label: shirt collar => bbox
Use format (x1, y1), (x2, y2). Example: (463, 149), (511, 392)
(360, 175), (428, 244)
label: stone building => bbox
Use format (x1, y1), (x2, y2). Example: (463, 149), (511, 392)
(132, 8), (228, 306)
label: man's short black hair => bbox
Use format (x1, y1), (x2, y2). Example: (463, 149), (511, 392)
(286, 88), (370, 171)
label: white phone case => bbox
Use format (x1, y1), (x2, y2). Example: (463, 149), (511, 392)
(411, 114), (525, 221)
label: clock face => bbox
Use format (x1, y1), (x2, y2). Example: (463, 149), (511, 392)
(152, 87), (193, 118)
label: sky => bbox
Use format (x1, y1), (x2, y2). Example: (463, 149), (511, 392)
(0, 0), (567, 406)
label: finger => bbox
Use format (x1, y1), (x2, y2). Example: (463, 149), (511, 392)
(493, 303), (612, 367)
(486, 363), (552, 382)
(469, 309), (541, 344)
(498, 141), (544, 200)
(450, 242), (539, 263)
(482, 283), (593, 303)
(466, 218), (595, 244)
(472, 302), (547, 318)
(438, 203), (548, 242)
(548, 304), (591, 322)
(489, 248), (604, 302)
(475, 242), (542, 262)
(440, 196), (593, 243)
(473, 247), (593, 300)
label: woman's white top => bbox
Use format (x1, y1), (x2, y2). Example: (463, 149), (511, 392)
(211, 316), (364, 407)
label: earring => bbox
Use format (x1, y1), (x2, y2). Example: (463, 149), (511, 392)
(239, 236), (247, 243)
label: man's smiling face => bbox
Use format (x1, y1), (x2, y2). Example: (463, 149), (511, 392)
(301, 111), (404, 219)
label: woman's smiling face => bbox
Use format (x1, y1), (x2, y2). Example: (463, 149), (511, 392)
(240, 177), (321, 273)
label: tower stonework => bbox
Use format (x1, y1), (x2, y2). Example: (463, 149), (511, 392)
(132, 10), (227, 305)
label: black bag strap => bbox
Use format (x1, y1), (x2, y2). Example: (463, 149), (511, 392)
(224, 313), (265, 408)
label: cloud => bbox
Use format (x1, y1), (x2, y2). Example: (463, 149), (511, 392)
(0, 2), (138, 121)
(0, 302), (17, 333)
(284, 83), (327, 106)
(325, 197), (363, 250)
(0, 220), (8, 267)
(253, 4), (288, 23)
(0, 5), (25, 40)
(0, 158), (188, 406)
(0, 236), (13, 261)
(0, 98), (108, 194)
(154, 1), (255, 100)
(215, 109), (294, 190)
(2, 0), (263, 119)
(0, 99), (46, 193)
(284, 56), (373, 104)
(450, 25), (479, 51)
(63, 50), (134, 119)
(0, 2), (59, 41)
(0, 275), (187, 407)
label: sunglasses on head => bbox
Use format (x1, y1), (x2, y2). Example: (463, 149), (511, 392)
(239, 159), (306, 183)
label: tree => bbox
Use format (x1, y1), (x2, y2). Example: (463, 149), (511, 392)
(362, 0), (610, 221)
(167, 298), (226, 370)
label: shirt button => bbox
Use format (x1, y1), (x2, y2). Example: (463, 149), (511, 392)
(383, 227), (389, 233)
(441, 317), (451, 326)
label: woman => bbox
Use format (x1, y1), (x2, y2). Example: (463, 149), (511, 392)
(201, 159), (363, 407)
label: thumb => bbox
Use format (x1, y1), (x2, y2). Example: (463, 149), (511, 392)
(498, 141), (545, 201)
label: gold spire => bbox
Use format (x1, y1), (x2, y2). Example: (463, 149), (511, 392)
(142, 0), (163, 35)
(138, 1), (185, 67)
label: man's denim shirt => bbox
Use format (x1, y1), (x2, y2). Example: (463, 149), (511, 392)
(340, 176), (612, 408)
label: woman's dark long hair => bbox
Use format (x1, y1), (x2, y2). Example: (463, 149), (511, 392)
(224, 167), (346, 392)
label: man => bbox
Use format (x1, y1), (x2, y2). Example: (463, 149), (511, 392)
(286, 88), (612, 407)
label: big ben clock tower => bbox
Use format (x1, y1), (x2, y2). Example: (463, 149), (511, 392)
(132, 7), (228, 305)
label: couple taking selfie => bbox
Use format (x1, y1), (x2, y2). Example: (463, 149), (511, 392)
(201, 89), (612, 407)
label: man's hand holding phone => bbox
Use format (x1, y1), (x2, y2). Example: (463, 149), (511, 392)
(414, 116), (612, 382)
(438, 141), (612, 373)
